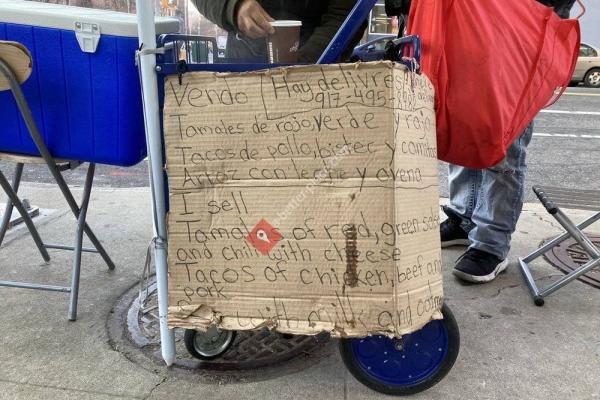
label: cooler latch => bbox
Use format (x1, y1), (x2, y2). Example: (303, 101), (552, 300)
(74, 22), (101, 53)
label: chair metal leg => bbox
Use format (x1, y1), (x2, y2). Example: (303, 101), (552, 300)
(0, 279), (70, 292)
(0, 199), (11, 246)
(538, 257), (600, 298)
(0, 59), (115, 272)
(0, 163), (24, 246)
(50, 163), (116, 271)
(554, 210), (600, 258)
(38, 159), (115, 271)
(522, 212), (600, 263)
(518, 257), (545, 306)
(519, 209), (600, 306)
(0, 59), (115, 320)
(0, 169), (50, 262)
(45, 160), (115, 271)
(68, 163), (95, 321)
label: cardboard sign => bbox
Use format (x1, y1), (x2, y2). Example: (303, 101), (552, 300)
(163, 61), (443, 337)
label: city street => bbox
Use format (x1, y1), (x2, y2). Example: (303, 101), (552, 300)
(440, 87), (600, 202)
(2, 87), (598, 201)
(1, 0), (598, 398)
(438, 86), (600, 200)
(526, 86), (600, 195)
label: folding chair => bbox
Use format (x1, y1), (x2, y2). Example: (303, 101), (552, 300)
(0, 40), (115, 321)
(519, 185), (600, 306)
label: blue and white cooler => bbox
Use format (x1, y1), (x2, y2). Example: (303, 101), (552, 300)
(0, 1), (179, 166)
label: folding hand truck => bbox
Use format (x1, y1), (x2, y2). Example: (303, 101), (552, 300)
(135, 0), (459, 394)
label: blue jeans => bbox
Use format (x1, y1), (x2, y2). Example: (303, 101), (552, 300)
(447, 123), (534, 259)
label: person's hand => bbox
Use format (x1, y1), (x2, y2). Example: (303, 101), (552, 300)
(235, 0), (275, 39)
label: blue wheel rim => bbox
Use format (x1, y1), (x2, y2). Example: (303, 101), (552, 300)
(350, 319), (449, 386)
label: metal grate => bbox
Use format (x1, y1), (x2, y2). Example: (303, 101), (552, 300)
(542, 234), (600, 289)
(131, 279), (330, 370)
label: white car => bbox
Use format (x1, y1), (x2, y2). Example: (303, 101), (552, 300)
(571, 42), (600, 88)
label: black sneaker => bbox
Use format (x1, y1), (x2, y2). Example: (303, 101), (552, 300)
(452, 248), (509, 283)
(440, 206), (469, 248)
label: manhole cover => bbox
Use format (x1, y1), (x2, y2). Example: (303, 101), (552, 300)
(541, 234), (600, 289)
(107, 277), (333, 383)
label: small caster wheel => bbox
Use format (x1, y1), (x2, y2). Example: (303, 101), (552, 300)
(339, 304), (460, 396)
(534, 296), (545, 307)
(184, 326), (236, 360)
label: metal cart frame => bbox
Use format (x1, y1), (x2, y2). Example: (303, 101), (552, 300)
(135, 0), (379, 367)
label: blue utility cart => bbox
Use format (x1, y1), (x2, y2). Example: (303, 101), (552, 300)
(135, 0), (460, 395)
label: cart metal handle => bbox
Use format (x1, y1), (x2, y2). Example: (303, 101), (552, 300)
(385, 34), (421, 73)
(317, 0), (379, 64)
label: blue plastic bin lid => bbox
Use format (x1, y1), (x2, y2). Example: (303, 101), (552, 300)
(0, 0), (180, 37)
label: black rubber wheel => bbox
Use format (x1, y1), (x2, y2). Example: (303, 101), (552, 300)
(534, 296), (545, 307)
(339, 304), (460, 396)
(184, 327), (236, 361)
(584, 68), (600, 88)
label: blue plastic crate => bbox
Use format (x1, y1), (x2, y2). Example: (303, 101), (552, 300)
(0, 1), (179, 166)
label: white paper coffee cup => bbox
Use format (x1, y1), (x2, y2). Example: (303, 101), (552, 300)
(267, 20), (302, 63)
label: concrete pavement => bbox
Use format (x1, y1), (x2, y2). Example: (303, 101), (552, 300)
(0, 183), (598, 400)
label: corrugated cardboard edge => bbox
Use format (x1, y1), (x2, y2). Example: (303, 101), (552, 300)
(168, 309), (444, 338)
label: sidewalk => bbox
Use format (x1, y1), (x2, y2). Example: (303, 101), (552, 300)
(0, 183), (598, 400)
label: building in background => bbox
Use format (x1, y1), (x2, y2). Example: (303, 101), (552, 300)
(30, 0), (408, 55)
(31, 0), (135, 12)
(31, 0), (228, 56)
(367, 0), (398, 41)
(157, 0), (227, 56)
